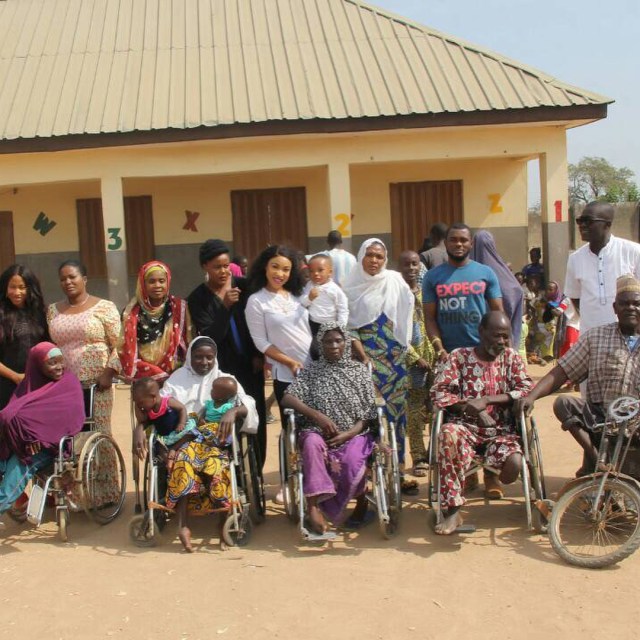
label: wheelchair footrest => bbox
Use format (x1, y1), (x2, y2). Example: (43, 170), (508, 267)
(303, 529), (338, 542)
(455, 524), (476, 534)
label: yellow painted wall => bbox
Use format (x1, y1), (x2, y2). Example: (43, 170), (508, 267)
(350, 157), (527, 235)
(0, 122), (570, 255)
(124, 167), (329, 245)
(0, 180), (100, 253)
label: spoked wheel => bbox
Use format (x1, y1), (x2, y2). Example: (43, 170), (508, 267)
(245, 437), (266, 524)
(57, 507), (69, 542)
(129, 512), (161, 547)
(77, 433), (127, 524)
(549, 479), (640, 568)
(527, 419), (548, 533)
(222, 510), (253, 547)
(280, 431), (299, 522)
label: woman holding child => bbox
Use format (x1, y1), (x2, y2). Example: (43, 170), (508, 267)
(134, 336), (258, 552)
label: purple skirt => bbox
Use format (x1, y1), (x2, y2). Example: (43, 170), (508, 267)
(298, 430), (375, 524)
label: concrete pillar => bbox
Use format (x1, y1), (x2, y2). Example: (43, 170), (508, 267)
(539, 140), (570, 287)
(100, 176), (129, 310)
(326, 162), (353, 252)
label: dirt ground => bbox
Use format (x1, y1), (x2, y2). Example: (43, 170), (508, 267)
(1, 365), (637, 640)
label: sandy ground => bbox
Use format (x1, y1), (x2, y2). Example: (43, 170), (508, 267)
(1, 365), (637, 640)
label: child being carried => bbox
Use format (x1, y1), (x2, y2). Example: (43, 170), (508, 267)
(197, 376), (239, 447)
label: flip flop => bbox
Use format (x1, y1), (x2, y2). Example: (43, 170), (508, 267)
(342, 510), (376, 531)
(413, 461), (429, 478)
(401, 479), (419, 496)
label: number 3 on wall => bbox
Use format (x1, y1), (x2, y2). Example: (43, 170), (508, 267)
(107, 227), (123, 250)
(333, 213), (351, 238)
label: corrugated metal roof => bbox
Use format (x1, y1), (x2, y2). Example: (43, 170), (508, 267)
(0, 0), (612, 142)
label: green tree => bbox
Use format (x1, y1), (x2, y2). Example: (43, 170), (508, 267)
(568, 156), (637, 204)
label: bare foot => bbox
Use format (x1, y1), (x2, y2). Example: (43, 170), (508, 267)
(308, 504), (328, 534)
(219, 513), (228, 551)
(178, 526), (194, 553)
(434, 509), (463, 535)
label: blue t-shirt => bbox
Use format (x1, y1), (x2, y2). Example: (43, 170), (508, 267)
(422, 260), (502, 352)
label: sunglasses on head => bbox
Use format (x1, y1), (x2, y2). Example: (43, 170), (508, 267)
(575, 216), (608, 226)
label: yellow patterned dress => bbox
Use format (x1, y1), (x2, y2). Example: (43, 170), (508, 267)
(166, 419), (231, 513)
(47, 299), (122, 504)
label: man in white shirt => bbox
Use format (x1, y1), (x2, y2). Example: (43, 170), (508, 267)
(565, 202), (640, 333)
(325, 230), (356, 287)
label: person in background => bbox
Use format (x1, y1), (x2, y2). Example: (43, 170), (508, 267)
(119, 261), (192, 382)
(0, 265), (49, 409)
(232, 255), (249, 276)
(47, 260), (122, 505)
(545, 281), (580, 359)
(188, 239), (266, 467)
(344, 239), (417, 495)
(398, 250), (435, 478)
(245, 245), (312, 503)
(325, 230), (357, 287)
(522, 247), (545, 286)
(420, 223), (448, 270)
(471, 230), (524, 351)
(565, 201), (640, 334)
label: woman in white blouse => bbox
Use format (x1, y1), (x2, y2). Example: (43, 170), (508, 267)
(245, 245), (313, 503)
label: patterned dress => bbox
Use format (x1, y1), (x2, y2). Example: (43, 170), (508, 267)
(354, 313), (409, 464)
(431, 347), (533, 508)
(405, 288), (435, 464)
(47, 300), (122, 504)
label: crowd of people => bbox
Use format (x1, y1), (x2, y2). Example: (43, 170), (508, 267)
(1, 199), (640, 549)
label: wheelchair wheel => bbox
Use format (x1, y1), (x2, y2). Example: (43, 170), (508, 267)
(549, 478), (640, 568)
(528, 417), (547, 502)
(129, 512), (161, 547)
(57, 507), (69, 542)
(222, 510), (253, 547)
(77, 432), (127, 525)
(279, 431), (299, 522)
(245, 437), (266, 524)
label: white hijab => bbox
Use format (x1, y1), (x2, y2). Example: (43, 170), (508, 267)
(343, 238), (414, 347)
(161, 336), (258, 434)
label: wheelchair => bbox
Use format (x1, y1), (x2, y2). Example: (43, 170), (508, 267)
(9, 385), (127, 541)
(129, 418), (265, 548)
(427, 409), (547, 533)
(280, 397), (402, 542)
(547, 396), (640, 568)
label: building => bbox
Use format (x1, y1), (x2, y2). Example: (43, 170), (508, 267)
(0, 0), (611, 306)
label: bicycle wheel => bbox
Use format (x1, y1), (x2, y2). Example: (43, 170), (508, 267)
(549, 478), (640, 568)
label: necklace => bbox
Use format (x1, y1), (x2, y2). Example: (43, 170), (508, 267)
(68, 294), (90, 308)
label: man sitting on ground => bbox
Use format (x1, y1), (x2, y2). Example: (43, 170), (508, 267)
(431, 311), (533, 535)
(516, 275), (640, 477)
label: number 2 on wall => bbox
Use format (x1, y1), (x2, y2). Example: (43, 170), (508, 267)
(333, 213), (351, 237)
(107, 227), (123, 250)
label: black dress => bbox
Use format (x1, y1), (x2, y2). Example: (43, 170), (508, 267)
(187, 277), (267, 466)
(0, 310), (49, 409)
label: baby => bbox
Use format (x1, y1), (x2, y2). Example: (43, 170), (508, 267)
(301, 254), (349, 341)
(132, 377), (196, 469)
(198, 376), (239, 447)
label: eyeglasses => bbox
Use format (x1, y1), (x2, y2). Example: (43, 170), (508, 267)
(575, 216), (608, 226)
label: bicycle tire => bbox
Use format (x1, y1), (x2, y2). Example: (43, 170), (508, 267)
(549, 478), (640, 568)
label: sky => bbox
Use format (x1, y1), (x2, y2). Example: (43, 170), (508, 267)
(372, 0), (640, 200)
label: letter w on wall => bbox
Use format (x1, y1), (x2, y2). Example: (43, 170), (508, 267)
(33, 211), (57, 236)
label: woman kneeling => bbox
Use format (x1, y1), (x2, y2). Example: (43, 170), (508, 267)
(282, 323), (377, 533)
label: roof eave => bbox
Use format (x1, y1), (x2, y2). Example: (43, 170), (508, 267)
(0, 103), (608, 156)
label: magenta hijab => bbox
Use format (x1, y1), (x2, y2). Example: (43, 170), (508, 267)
(0, 342), (85, 463)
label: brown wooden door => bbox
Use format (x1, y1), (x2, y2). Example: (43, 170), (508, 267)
(0, 211), (16, 270)
(231, 187), (308, 262)
(76, 199), (108, 277)
(124, 195), (155, 275)
(390, 180), (463, 258)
